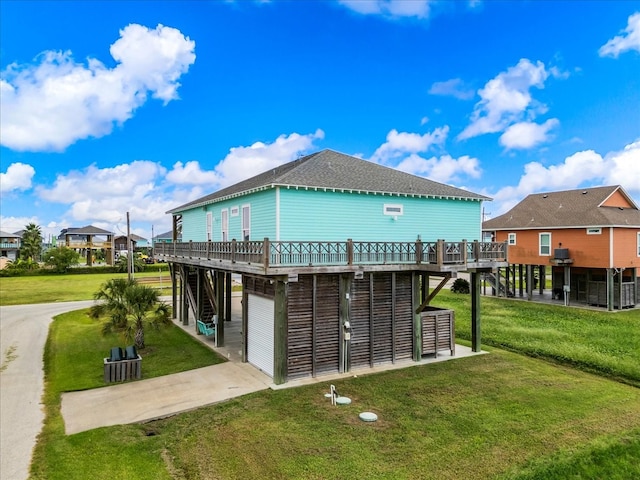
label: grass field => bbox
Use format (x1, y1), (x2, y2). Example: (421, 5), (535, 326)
(0, 271), (172, 305)
(6, 272), (639, 478)
(32, 312), (640, 479)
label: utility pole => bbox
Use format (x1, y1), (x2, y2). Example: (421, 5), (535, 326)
(127, 212), (132, 281)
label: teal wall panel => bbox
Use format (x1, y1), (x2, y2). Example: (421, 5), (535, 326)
(178, 186), (482, 243)
(278, 188), (482, 242)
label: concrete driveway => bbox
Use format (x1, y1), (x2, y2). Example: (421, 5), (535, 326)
(0, 300), (94, 480)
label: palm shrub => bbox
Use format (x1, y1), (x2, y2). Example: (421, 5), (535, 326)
(89, 278), (172, 349)
(450, 278), (470, 294)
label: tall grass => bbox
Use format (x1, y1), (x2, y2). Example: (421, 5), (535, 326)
(437, 291), (640, 385)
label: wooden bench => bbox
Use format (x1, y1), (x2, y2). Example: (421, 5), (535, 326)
(197, 319), (217, 340)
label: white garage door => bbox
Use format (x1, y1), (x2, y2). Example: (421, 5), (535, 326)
(247, 294), (274, 377)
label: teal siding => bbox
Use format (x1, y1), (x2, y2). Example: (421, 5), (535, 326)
(179, 186), (482, 243)
(179, 189), (276, 242)
(279, 188), (481, 242)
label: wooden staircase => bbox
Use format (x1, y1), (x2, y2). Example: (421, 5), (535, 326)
(185, 269), (218, 324)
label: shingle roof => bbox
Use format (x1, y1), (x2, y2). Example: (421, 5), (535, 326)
(483, 186), (640, 230)
(61, 225), (114, 236)
(169, 149), (489, 213)
(0, 230), (22, 238)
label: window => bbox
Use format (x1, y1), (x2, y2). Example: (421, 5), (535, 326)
(242, 205), (250, 241)
(539, 232), (551, 256)
(587, 227), (601, 235)
(206, 212), (213, 241)
(384, 204), (403, 216)
(231, 206), (239, 217)
(221, 209), (228, 242)
(508, 233), (516, 245)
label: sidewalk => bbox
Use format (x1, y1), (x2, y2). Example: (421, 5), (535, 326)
(61, 361), (271, 434)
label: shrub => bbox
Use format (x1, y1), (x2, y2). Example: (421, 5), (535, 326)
(451, 278), (470, 294)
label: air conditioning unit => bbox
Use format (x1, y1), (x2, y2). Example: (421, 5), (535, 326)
(554, 248), (569, 260)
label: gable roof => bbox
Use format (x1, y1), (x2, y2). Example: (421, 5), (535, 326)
(483, 185), (640, 230)
(1, 230), (22, 238)
(114, 234), (147, 242)
(169, 149), (489, 213)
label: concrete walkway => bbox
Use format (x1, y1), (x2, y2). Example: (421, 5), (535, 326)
(61, 361), (271, 434)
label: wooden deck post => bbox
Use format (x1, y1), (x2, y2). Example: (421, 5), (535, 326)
(263, 238), (270, 268)
(471, 271), (482, 352)
(412, 272), (422, 361)
(347, 239), (353, 265)
(273, 278), (288, 385)
(436, 239), (445, 265)
(225, 272), (232, 321)
(216, 270), (225, 346)
(339, 273), (352, 372)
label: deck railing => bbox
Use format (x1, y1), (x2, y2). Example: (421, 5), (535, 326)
(155, 238), (507, 269)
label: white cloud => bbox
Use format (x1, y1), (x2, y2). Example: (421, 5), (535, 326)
(0, 162), (35, 194)
(604, 140), (640, 189)
(166, 161), (221, 185)
(338, 0), (431, 19)
(395, 153), (481, 183)
(499, 118), (559, 150)
(214, 129), (325, 187)
(371, 126), (449, 164)
(599, 12), (640, 58)
(458, 59), (554, 141)
(488, 140), (640, 215)
(36, 160), (171, 225)
(0, 24), (196, 152)
(166, 129), (325, 189)
(428, 78), (475, 100)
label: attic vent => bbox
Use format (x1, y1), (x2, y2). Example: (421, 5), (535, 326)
(618, 207), (624, 210)
(543, 194), (548, 198)
(582, 191), (588, 194)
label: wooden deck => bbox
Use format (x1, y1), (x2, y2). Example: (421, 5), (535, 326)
(155, 239), (508, 275)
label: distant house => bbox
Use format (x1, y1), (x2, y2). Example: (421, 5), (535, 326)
(114, 234), (147, 253)
(0, 231), (21, 268)
(483, 185), (640, 310)
(58, 225), (114, 266)
(153, 230), (178, 244)
(157, 149), (508, 383)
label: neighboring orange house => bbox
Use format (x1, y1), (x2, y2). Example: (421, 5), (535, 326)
(483, 185), (640, 310)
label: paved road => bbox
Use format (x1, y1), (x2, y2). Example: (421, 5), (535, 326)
(0, 300), (94, 480)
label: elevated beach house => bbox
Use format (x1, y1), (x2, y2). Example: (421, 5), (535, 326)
(483, 185), (640, 310)
(156, 149), (508, 383)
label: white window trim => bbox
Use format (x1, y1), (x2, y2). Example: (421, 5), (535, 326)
(586, 227), (602, 235)
(637, 232), (640, 257)
(539, 232), (551, 256)
(242, 204), (251, 241)
(221, 209), (229, 242)
(383, 204), (403, 216)
(508, 233), (516, 245)
(206, 212), (213, 241)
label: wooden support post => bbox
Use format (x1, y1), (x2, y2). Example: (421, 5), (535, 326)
(606, 268), (615, 311)
(273, 277), (288, 385)
(526, 265), (533, 301)
(216, 270), (225, 346)
(225, 272), (232, 321)
(169, 263), (177, 319)
(197, 269), (204, 328)
(339, 273), (352, 373)
(471, 271), (481, 352)
(412, 272), (422, 361)
(241, 276), (248, 363)
(518, 264), (524, 297)
(181, 270), (189, 326)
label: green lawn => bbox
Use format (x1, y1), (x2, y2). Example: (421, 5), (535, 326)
(437, 291), (640, 386)
(15, 273), (640, 479)
(33, 328), (640, 479)
(0, 271), (172, 305)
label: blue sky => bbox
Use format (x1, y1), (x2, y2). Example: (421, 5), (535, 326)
(1, 0), (639, 242)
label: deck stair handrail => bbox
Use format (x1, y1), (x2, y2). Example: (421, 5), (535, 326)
(155, 239), (508, 268)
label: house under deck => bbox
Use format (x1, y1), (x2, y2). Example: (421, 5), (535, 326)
(155, 239), (508, 384)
